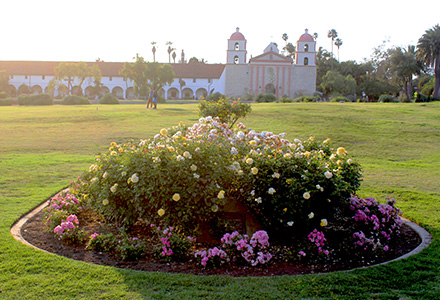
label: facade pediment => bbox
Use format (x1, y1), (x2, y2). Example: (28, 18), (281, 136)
(249, 51), (293, 65)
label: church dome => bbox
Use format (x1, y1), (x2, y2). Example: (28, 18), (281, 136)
(230, 27), (245, 40)
(299, 29), (314, 42)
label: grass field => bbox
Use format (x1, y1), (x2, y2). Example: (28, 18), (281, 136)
(0, 102), (439, 299)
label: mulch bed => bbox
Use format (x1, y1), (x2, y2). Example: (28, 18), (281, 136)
(20, 208), (422, 277)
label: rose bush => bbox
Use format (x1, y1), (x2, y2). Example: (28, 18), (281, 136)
(70, 117), (365, 241)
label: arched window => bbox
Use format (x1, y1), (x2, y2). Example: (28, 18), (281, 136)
(235, 42), (239, 50)
(304, 57), (309, 65)
(234, 55), (239, 64)
(304, 44), (309, 52)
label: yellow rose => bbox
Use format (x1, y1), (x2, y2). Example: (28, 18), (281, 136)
(217, 190), (225, 199)
(172, 193), (180, 201)
(160, 128), (167, 136)
(320, 219), (328, 227)
(303, 192), (311, 199)
(158, 208), (165, 216)
(190, 164), (197, 171)
(337, 147), (346, 156)
(102, 199), (109, 206)
(251, 167), (258, 175)
(246, 157), (253, 164)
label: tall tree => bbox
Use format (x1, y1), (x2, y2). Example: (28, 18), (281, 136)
(120, 54), (175, 99)
(417, 24), (440, 99)
(0, 70), (10, 96)
(151, 42), (157, 62)
(388, 46), (423, 100)
(166, 41), (175, 64)
(52, 62), (101, 95)
(334, 38), (343, 62)
(327, 29), (338, 58)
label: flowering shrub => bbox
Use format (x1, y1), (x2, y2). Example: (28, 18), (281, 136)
(86, 233), (116, 252)
(52, 214), (85, 244)
(195, 247), (228, 268)
(199, 97), (252, 127)
(150, 224), (196, 261)
(44, 193), (82, 232)
(115, 234), (147, 261)
(71, 117), (362, 242)
(196, 230), (272, 268)
(349, 196), (402, 252)
(307, 229), (330, 256)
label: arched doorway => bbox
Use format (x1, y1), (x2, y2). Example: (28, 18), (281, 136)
(126, 87), (135, 99)
(196, 88), (207, 100)
(112, 86), (124, 99)
(167, 88), (179, 100)
(265, 83), (275, 95)
(182, 88), (194, 99)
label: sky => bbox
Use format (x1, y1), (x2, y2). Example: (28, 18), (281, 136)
(1, 0), (439, 64)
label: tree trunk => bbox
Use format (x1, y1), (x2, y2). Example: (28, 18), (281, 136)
(434, 54), (440, 99)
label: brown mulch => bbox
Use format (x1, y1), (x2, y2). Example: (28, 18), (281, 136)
(20, 208), (422, 277)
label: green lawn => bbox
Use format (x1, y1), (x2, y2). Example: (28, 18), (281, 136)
(0, 102), (439, 299)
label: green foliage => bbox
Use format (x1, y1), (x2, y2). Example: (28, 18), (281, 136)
(73, 118), (362, 242)
(254, 93), (277, 103)
(0, 91), (8, 99)
(0, 70), (10, 95)
(320, 71), (357, 96)
(330, 96), (349, 102)
(198, 97), (252, 127)
(18, 93), (53, 106)
(114, 234), (147, 261)
(99, 93), (119, 104)
(86, 233), (116, 252)
(279, 96), (293, 103)
(61, 95), (90, 105)
(378, 94), (397, 103)
(294, 95), (320, 102)
(206, 92), (224, 101)
(0, 98), (14, 106)
(120, 54), (175, 99)
(421, 78), (435, 96)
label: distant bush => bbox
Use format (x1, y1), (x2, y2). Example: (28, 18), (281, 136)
(330, 96), (350, 103)
(0, 98), (14, 106)
(0, 91), (8, 99)
(294, 96), (320, 102)
(18, 94), (53, 106)
(207, 92), (225, 101)
(279, 96), (293, 103)
(255, 94), (277, 103)
(357, 98), (368, 103)
(378, 94), (396, 103)
(99, 93), (119, 105)
(157, 95), (167, 104)
(61, 95), (90, 105)
(242, 93), (254, 102)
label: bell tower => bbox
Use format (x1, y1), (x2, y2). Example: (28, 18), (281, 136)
(227, 27), (247, 64)
(295, 29), (316, 66)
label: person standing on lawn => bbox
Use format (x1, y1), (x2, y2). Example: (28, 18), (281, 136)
(146, 88), (154, 109)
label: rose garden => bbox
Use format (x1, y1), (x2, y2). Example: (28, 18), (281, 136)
(38, 99), (410, 274)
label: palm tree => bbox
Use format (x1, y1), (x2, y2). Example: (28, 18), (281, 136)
(417, 24), (440, 99)
(166, 41), (175, 64)
(327, 29), (338, 58)
(151, 42), (157, 62)
(334, 38), (343, 62)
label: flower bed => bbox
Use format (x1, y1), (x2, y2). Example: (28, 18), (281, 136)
(41, 117), (404, 269)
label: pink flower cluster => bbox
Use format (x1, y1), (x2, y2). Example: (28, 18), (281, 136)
(53, 214), (79, 238)
(195, 247), (228, 267)
(47, 194), (80, 211)
(307, 229), (330, 255)
(151, 224), (196, 258)
(197, 230), (273, 268)
(350, 196), (402, 251)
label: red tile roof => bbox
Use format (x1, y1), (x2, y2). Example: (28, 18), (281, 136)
(0, 61), (225, 79)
